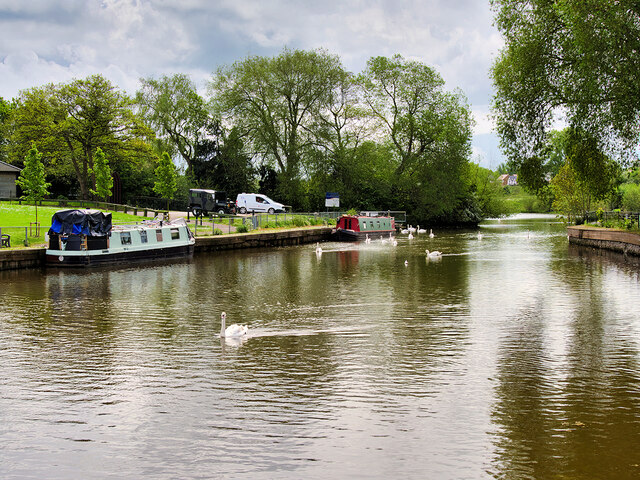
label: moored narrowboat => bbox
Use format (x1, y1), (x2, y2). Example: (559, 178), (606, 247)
(46, 209), (195, 267)
(334, 214), (395, 241)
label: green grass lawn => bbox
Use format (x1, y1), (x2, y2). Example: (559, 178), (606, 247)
(0, 202), (143, 249)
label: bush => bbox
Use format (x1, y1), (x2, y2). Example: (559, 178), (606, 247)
(236, 223), (248, 233)
(622, 184), (640, 211)
(213, 228), (223, 235)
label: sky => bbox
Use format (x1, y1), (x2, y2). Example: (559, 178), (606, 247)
(0, 0), (505, 169)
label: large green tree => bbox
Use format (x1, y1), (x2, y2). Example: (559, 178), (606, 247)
(491, 0), (640, 182)
(10, 74), (153, 200)
(359, 54), (474, 222)
(136, 74), (215, 174)
(210, 48), (347, 208)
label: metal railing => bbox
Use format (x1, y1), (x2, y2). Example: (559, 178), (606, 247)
(583, 210), (640, 227)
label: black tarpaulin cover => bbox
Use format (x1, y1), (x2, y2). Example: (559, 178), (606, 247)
(48, 209), (112, 236)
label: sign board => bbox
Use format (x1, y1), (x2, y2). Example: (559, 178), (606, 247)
(325, 192), (340, 208)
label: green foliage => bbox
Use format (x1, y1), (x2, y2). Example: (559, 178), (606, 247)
(211, 48), (348, 209)
(213, 228), (223, 235)
(235, 223), (249, 233)
(359, 54), (474, 224)
(136, 74), (215, 173)
(491, 0), (640, 169)
(0, 97), (14, 164)
(90, 148), (113, 200)
(16, 145), (50, 225)
(10, 75), (154, 200)
(153, 152), (178, 208)
(17, 145), (50, 202)
(620, 184), (640, 211)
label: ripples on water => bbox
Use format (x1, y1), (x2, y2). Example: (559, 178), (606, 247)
(1, 214), (640, 479)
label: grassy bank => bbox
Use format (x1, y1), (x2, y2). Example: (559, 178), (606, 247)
(0, 202), (143, 249)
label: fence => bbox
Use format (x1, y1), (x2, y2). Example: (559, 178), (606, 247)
(583, 210), (640, 227)
(1, 197), (168, 218)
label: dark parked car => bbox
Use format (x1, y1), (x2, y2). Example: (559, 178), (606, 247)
(188, 189), (235, 216)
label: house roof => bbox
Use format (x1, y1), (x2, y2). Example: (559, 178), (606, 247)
(0, 160), (22, 173)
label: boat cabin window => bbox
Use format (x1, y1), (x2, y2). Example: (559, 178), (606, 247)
(121, 232), (132, 245)
(362, 221), (367, 229)
(156, 229), (163, 242)
(139, 230), (148, 243)
(171, 228), (180, 240)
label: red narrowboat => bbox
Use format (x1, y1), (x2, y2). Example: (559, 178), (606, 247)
(334, 215), (396, 241)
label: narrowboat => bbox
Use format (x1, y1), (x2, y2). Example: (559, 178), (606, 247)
(334, 214), (396, 241)
(46, 209), (195, 267)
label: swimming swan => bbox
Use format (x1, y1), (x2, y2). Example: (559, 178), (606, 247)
(220, 312), (248, 338)
(365, 234), (371, 244)
(429, 229), (434, 238)
(315, 242), (323, 254)
(417, 225), (426, 234)
(425, 249), (442, 258)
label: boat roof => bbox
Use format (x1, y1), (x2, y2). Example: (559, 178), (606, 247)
(49, 209), (112, 236)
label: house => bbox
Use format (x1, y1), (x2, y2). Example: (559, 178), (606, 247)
(0, 160), (22, 198)
(497, 173), (518, 187)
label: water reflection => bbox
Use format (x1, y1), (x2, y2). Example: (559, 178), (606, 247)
(1, 214), (640, 478)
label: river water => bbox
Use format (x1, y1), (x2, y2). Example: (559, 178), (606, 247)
(1, 214), (639, 479)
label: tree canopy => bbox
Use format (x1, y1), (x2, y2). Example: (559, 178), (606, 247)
(136, 74), (215, 174)
(491, 0), (640, 180)
(10, 74), (154, 200)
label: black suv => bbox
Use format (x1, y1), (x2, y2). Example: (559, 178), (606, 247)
(188, 189), (235, 216)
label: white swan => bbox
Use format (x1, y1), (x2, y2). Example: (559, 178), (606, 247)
(408, 232), (414, 240)
(404, 260), (409, 266)
(365, 234), (371, 244)
(408, 225), (416, 233)
(220, 312), (248, 338)
(429, 229), (434, 238)
(400, 228), (409, 234)
(477, 232), (483, 240)
(315, 242), (323, 254)
(425, 249), (442, 258)
(392, 239), (398, 247)
(417, 225), (426, 234)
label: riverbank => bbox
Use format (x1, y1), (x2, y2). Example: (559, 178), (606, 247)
(567, 225), (640, 257)
(0, 226), (333, 271)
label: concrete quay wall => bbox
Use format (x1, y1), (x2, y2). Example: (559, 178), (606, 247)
(567, 225), (640, 257)
(0, 227), (334, 271)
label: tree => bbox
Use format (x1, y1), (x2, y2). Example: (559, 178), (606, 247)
(211, 48), (347, 208)
(153, 152), (177, 210)
(16, 145), (50, 226)
(90, 147), (113, 201)
(136, 74), (215, 174)
(358, 54), (474, 223)
(491, 0), (640, 175)
(0, 97), (14, 164)
(10, 75), (153, 200)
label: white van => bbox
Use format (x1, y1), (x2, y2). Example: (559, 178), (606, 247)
(235, 193), (286, 214)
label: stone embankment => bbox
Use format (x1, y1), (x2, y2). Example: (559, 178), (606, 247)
(567, 225), (640, 257)
(0, 227), (334, 271)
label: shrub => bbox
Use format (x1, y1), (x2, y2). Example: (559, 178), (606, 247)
(213, 228), (223, 235)
(236, 223), (249, 233)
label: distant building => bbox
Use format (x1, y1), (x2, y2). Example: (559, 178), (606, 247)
(498, 173), (518, 186)
(0, 160), (22, 198)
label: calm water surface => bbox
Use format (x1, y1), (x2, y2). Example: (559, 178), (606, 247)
(1, 214), (640, 479)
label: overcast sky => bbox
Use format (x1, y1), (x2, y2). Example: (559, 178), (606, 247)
(0, 0), (505, 168)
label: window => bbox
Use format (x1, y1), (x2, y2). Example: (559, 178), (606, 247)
(139, 230), (148, 243)
(362, 221), (367, 229)
(156, 229), (163, 242)
(171, 228), (180, 240)
(120, 232), (132, 245)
